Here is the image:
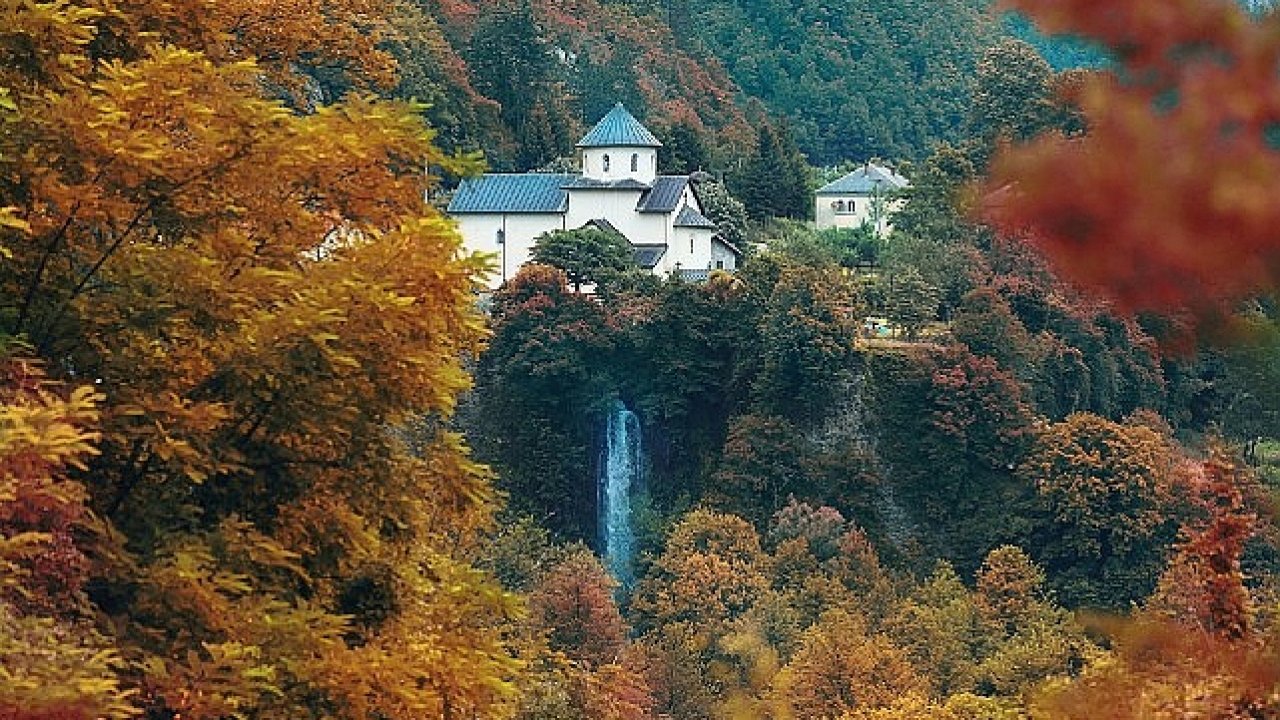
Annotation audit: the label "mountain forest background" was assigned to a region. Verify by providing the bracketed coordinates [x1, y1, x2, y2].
[398, 0, 1081, 170]
[4, 0, 1280, 718]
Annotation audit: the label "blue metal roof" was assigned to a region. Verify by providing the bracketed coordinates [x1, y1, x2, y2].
[447, 173, 574, 213]
[674, 205, 717, 229]
[577, 103, 663, 148]
[633, 244, 667, 269]
[636, 176, 689, 213]
[815, 163, 909, 195]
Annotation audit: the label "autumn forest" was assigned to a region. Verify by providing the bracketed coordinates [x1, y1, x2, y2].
[4, 0, 1280, 719]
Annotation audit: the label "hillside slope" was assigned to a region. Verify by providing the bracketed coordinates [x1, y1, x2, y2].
[397, 0, 1001, 168]
[671, 0, 998, 163]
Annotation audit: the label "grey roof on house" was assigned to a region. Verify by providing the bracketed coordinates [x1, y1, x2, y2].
[636, 176, 690, 213]
[577, 103, 663, 148]
[815, 163, 910, 195]
[674, 205, 717, 229]
[447, 173, 574, 213]
[562, 177, 652, 191]
[633, 244, 667, 269]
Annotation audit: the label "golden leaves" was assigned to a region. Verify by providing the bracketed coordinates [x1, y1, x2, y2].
[0, 383, 101, 473]
[0, 604, 137, 720]
[0, 359, 130, 717]
[0, 1, 514, 717]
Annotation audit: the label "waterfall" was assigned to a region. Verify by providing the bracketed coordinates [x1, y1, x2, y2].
[599, 400, 642, 588]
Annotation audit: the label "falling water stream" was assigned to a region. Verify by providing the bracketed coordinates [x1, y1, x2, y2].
[599, 400, 642, 588]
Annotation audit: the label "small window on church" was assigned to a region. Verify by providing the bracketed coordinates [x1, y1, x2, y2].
[631, 153, 639, 172]
[690, 237, 694, 254]
[716, 260, 724, 269]
[496, 229, 505, 245]
[603, 154, 611, 172]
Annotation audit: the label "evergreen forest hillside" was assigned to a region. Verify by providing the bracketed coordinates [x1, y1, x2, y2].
[4, 0, 1280, 719]
[398, 0, 1007, 168]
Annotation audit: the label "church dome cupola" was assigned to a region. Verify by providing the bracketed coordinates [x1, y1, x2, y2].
[578, 103, 662, 183]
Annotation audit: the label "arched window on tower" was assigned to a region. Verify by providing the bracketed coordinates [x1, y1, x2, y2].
[603, 154, 611, 172]
[631, 153, 639, 172]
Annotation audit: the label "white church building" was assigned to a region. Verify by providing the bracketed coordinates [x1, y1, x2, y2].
[448, 103, 741, 288]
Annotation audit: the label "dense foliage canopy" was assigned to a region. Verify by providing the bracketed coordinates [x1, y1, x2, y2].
[6, 0, 1280, 718]
[1, 1, 515, 716]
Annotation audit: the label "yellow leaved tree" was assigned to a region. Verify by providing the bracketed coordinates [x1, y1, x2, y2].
[1, 1, 516, 717]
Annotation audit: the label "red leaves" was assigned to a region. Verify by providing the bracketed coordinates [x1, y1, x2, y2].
[528, 550, 628, 668]
[1163, 450, 1256, 640]
[0, 359, 98, 617]
[928, 349, 1033, 466]
[985, 0, 1280, 316]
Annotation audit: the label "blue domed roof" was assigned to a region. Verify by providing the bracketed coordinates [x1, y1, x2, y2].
[577, 103, 663, 148]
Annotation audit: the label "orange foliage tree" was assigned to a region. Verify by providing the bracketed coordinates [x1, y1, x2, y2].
[517, 549, 654, 720]
[0, 1, 517, 717]
[1018, 413, 1186, 608]
[631, 509, 775, 718]
[985, 0, 1280, 714]
[528, 548, 629, 669]
[1034, 453, 1277, 718]
[771, 608, 927, 719]
[0, 358, 134, 720]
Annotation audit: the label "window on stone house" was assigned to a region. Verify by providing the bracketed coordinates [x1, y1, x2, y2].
[631, 153, 639, 172]
[603, 154, 611, 172]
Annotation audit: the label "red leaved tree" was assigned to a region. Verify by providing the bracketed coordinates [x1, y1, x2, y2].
[984, 0, 1280, 322]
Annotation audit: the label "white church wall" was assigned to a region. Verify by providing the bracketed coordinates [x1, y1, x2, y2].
[657, 226, 716, 275]
[564, 189, 660, 242]
[456, 213, 565, 289]
[682, 186, 703, 213]
[581, 147, 658, 184]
